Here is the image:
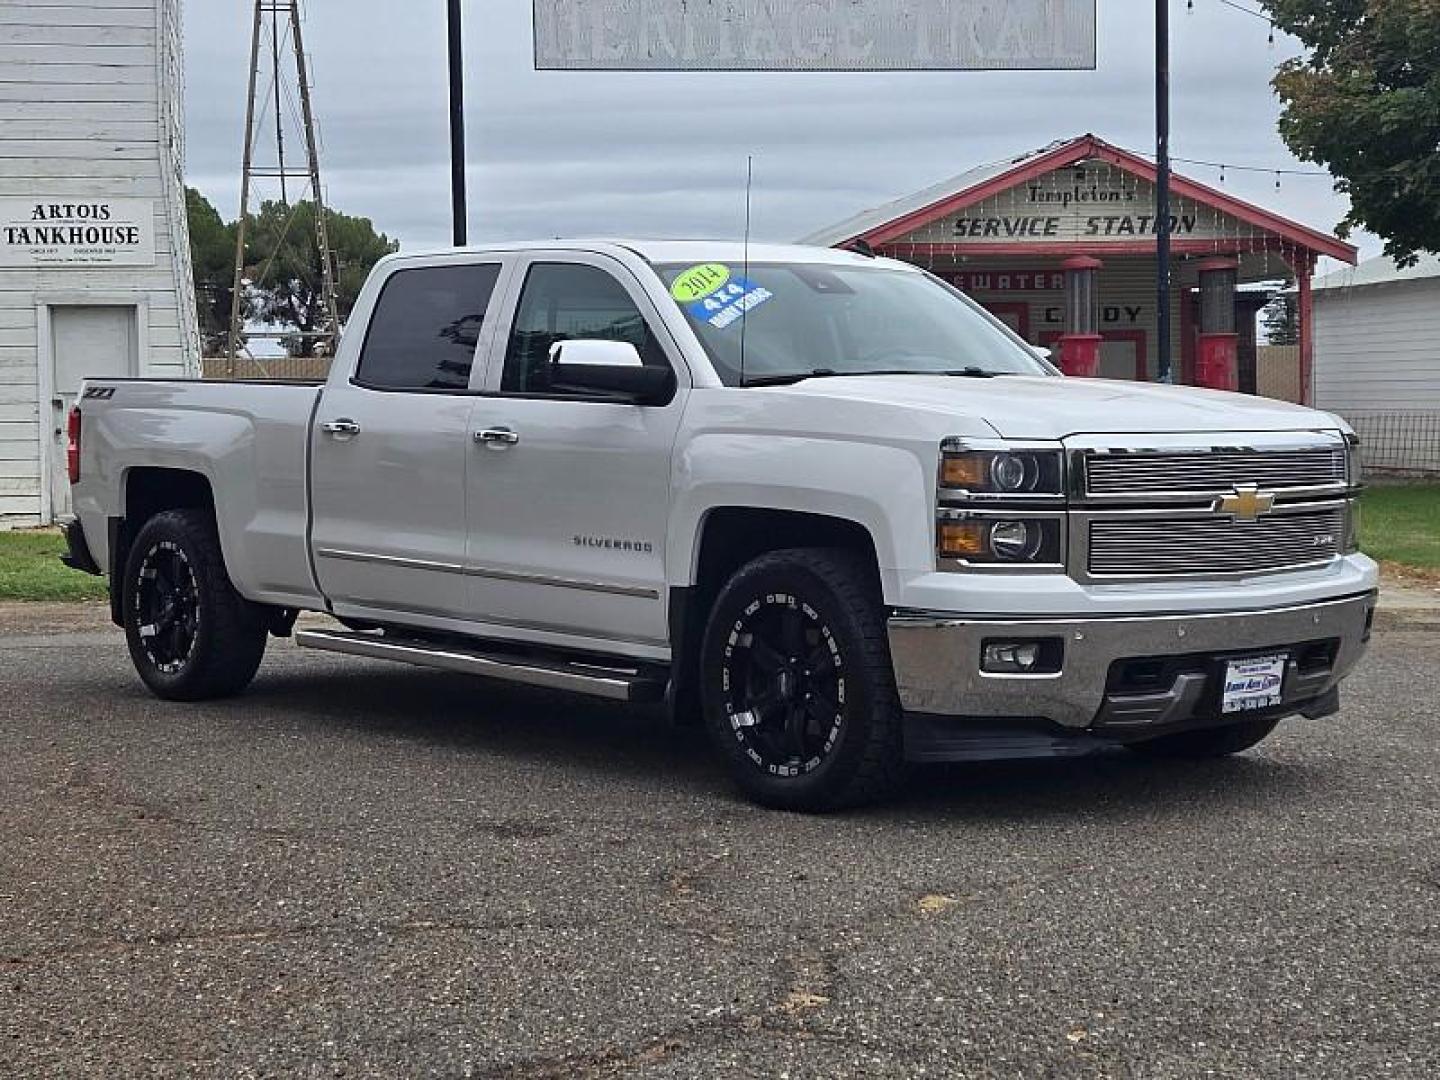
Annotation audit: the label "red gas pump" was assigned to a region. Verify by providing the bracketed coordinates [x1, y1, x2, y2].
[1194, 257, 1239, 391]
[1057, 256, 1102, 377]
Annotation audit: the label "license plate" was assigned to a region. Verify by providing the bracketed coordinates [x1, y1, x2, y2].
[1221, 654, 1287, 714]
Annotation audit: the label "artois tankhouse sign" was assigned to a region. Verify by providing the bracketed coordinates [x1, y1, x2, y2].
[0, 198, 157, 268]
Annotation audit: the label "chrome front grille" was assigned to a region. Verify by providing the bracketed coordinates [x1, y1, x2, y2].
[1084, 447, 1346, 497]
[1087, 507, 1346, 578]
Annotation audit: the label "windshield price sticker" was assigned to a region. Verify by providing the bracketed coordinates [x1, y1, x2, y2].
[671, 263, 731, 302]
[1221, 654, 1286, 714]
[672, 263, 773, 330]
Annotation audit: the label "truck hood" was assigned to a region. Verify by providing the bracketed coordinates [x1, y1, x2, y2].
[778, 375, 1340, 441]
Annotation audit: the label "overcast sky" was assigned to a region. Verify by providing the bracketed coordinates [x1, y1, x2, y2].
[181, 0, 1379, 272]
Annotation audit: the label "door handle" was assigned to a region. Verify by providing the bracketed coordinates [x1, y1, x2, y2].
[475, 427, 520, 448]
[321, 418, 361, 437]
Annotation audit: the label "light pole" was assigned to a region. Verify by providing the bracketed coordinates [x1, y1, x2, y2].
[447, 0, 467, 246]
[1155, 0, 1172, 382]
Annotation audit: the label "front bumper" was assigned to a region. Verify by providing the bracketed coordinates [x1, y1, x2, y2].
[888, 590, 1376, 742]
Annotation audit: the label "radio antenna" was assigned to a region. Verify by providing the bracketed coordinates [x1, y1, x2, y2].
[739, 155, 754, 386]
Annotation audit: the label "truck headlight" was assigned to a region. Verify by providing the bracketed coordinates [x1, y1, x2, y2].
[937, 515, 1064, 566]
[1345, 432, 1363, 488]
[940, 446, 1064, 495]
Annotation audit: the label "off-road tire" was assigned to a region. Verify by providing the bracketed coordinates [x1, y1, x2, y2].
[122, 509, 268, 701]
[1126, 715, 1282, 759]
[700, 548, 906, 811]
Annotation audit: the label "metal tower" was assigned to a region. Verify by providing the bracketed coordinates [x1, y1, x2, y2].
[227, 0, 341, 374]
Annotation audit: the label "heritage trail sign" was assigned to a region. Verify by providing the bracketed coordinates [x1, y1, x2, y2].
[535, 0, 1096, 72]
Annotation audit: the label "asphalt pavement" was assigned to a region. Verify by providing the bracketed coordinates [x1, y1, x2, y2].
[1, 605, 1436, 1078]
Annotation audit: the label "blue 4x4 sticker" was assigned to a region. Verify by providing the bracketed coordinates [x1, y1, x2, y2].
[670, 263, 773, 330]
[687, 276, 773, 330]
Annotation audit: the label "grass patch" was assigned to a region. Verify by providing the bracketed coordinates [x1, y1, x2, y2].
[1361, 483, 1440, 572]
[0, 530, 109, 602]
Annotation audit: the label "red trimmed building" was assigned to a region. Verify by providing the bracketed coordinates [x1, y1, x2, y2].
[802, 134, 1355, 404]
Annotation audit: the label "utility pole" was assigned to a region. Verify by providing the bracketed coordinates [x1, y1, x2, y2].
[1155, 0, 1173, 382]
[448, 0, 468, 246]
[227, 0, 341, 375]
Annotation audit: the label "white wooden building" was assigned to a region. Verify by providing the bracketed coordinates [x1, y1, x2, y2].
[0, 0, 200, 526]
[1313, 254, 1440, 473]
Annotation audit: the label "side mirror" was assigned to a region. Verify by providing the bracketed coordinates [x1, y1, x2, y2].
[1029, 345, 1053, 361]
[548, 339, 674, 404]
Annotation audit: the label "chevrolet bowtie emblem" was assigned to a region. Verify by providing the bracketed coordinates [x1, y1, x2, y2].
[1216, 484, 1276, 522]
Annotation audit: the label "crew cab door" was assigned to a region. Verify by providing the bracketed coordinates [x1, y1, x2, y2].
[309, 259, 506, 620]
[464, 254, 687, 651]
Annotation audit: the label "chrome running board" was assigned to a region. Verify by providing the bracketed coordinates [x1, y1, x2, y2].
[294, 628, 666, 703]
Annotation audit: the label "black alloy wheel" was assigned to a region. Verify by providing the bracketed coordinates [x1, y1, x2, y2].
[701, 548, 905, 811]
[122, 509, 269, 701]
[132, 539, 200, 674]
[720, 590, 847, 779]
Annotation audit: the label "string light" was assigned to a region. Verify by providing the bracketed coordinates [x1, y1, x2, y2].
[1166, 155, 1331, 179]
[1215, 0, 1273, 24]
[1210, 0, 1281, 49]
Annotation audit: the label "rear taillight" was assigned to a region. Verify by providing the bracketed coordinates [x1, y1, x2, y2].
[67, 406, 82, 483]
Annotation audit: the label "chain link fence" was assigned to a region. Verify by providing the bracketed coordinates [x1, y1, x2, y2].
[1340, 411, 1440, 477]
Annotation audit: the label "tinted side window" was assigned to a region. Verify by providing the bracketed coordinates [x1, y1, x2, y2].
[502, 263, 669, 395]
[355, 264, 500, 390]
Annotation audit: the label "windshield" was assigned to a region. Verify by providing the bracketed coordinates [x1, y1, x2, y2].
[655, 260, 1054, 386]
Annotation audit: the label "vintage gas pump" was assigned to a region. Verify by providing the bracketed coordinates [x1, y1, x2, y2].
[1195, 257, 1239, 391]
[1057, 256, 1102, 377]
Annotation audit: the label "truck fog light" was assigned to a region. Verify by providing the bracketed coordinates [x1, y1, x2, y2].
[981, 638, 1063, 675]
[984, 642, 1040, 672]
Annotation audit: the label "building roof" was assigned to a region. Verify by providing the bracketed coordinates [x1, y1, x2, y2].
[800, 133, 1357, 264]
[1312, 252, 1440, 292]
[799, 141, 1065, 248]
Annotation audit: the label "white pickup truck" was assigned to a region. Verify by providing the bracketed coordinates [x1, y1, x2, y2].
[63, 241, 1376, 810]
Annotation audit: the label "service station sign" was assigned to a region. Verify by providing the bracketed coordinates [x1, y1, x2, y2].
[535, 0, 1096, 71]
[0, 198, 157, 268]
[896, 164, 1240, 246]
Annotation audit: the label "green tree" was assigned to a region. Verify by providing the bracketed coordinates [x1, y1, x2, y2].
[185, 187, 240, 355]
[1260, 0, 1440, 266]
[242, 200, 398, 357]
[1261, 292, 1299, 346]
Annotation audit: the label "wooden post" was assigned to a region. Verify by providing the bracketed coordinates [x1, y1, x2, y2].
[1298, 259, 1314, 406]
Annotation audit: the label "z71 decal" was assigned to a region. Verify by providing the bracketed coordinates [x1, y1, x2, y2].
[82, 386, 116, 400]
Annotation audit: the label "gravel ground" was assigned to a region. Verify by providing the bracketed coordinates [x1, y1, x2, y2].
[1, 613, 1436, 1078]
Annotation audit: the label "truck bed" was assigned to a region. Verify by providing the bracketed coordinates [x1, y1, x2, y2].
[73, 377, 327, 610]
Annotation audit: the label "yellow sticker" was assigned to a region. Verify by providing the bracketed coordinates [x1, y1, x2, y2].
[670, 263, 731, 303]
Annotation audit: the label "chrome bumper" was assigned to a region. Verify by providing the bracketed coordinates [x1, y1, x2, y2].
[887, 591, 1376, 731]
